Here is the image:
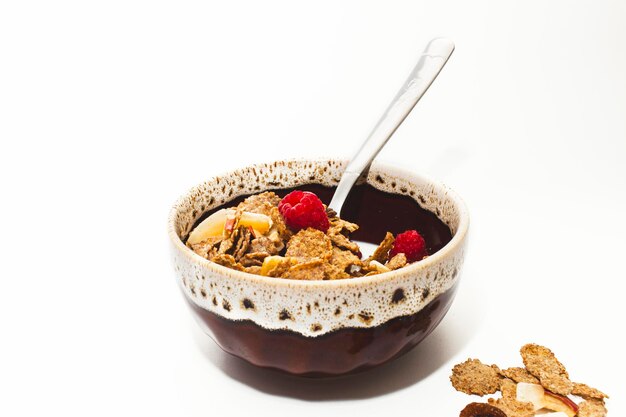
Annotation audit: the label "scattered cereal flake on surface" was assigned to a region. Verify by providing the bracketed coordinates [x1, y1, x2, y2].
[499, 378, 517, 399]
[520, 343, 572, 395]
[520, 343, 569, 377]
[285, 259, 326, 280]
[487, 380, 535, 417]
[450, 359, 502, 396]
[487, 397, 534, 417]
[367, 232, 395, 264]
[577, 399, 608, 417]
[539, 373, 574, 396]
[499, 367, 540, 384]
[285, 228, 333, 260]
[386, 253, 407, 270]
[572, 382, 609, 400]
[210, 254, 245, 271]
[459, 402, 508, 417]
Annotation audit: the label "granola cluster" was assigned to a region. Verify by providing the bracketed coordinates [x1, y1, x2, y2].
[450, 343, 609, 417]
[186, 191, 420, 279]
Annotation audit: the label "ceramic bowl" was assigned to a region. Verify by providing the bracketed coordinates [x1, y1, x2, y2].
[168, 159, 468, 377]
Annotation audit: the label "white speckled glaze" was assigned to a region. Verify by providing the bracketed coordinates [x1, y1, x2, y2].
[168, 159, 468, 337]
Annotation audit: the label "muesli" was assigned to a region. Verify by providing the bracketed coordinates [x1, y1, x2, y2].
[186, 190, 429, 279]
[450, 343, 609, 417]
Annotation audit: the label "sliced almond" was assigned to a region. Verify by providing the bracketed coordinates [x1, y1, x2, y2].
[369, 260, 390, 273]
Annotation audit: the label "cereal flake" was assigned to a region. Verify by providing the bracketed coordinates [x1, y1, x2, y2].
[249, 236, 280, 255]
[499, 367, 540, 384]
[239, 251, 269, 267]
[236, 191, 281, 215]
[386, 253, 407, 270]
[188, 236, 222, 259]
[367, 232, 395, 264]
[572, 382, 609, 400]
[577, 399, 608, 417]
[450, 359, 502, 396]
[285, 259, 326, 280]
[210, 254, 245, 271]
[520, 343, 572, 395]
[285, 228, 332, 260]
[330, 247, 362, 273]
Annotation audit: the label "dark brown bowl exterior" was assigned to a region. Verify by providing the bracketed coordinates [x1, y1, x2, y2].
[186, 283, 458, 377]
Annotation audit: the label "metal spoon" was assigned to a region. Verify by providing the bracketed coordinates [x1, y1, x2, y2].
[328, 38, 455, 215]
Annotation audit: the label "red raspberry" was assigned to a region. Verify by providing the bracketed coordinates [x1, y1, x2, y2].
[278, 190, 330, 232]
[389, 230, 427, 263]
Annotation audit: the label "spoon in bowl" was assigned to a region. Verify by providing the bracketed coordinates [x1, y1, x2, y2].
[328, 37, 455, 215]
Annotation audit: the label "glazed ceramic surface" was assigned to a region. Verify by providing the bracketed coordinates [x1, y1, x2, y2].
[168, 159, 469, 376]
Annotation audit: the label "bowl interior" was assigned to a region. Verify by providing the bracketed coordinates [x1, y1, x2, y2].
[172, 159, 464, 244]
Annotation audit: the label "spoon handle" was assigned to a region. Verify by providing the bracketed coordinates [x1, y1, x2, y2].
[328, 38, 454, 213]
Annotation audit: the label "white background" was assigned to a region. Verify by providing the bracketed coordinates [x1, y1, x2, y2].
[1, 1, 624, 416]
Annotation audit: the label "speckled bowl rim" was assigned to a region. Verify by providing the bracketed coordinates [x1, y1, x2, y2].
[167, 159, 469, 290]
